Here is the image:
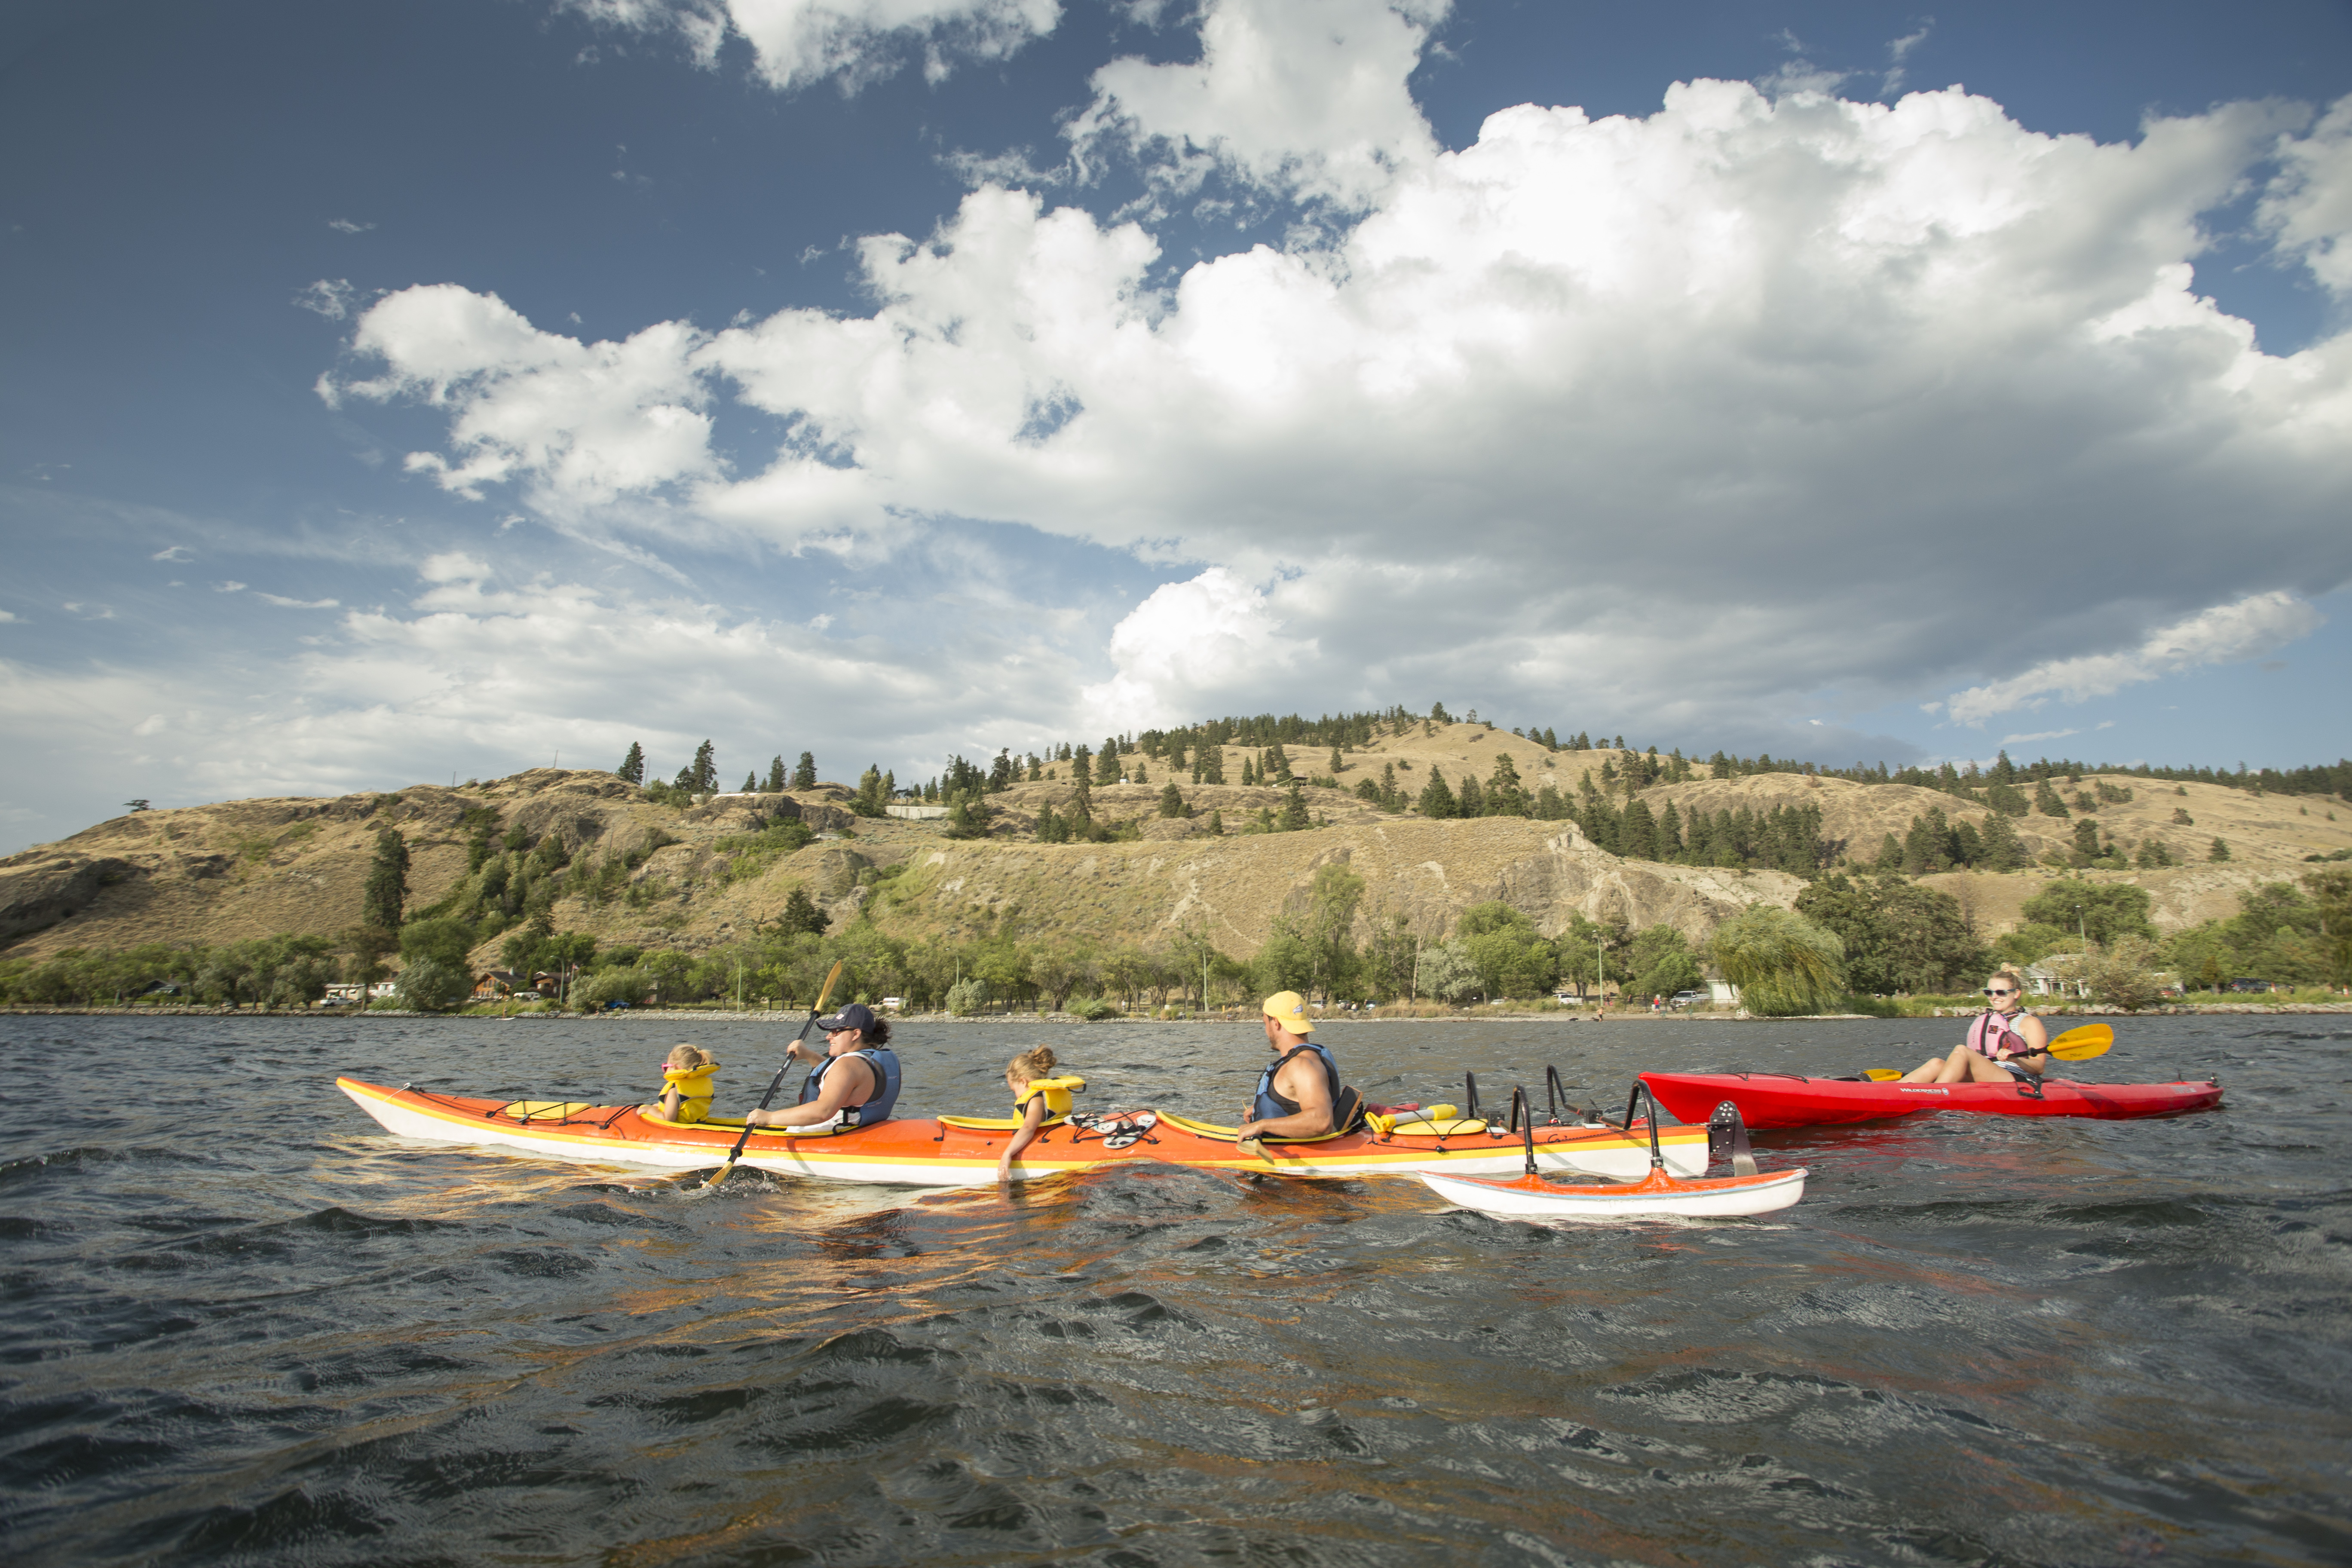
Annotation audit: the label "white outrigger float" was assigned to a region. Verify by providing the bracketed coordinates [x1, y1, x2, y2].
[1419, 1086, 1807, 1222]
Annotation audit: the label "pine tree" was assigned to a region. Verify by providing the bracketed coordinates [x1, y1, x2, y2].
[1457, 773, 1485, 818]
[1877, 831, 1904, 867]
[2209, 836, 2231, 861]
[1242, 757, 1257, 786]
[1279, 779, 1310, 831]
[1485, 752, 1527, 816]
[1381, 762, 1400, 809]
[1417, 768, 1458, 818]
[362, 827, 409, 931]
[780, 886, 827, 936]
[1159, 780, 1188, 818]
[741, 772, 758, 793]
[1206, 810, 1225, 836]
[1620, 798, 1657, 860]
[2034, 778, 2069, 817]
[1069, 767, 1093, 825]
[854, 765, 886, 817]
[1658, 800, 1684, 859]
[792, 752, 817, 789]
[1200, 746, 1225, 785]
[689, 740, 717, 795]
[616, 742, 646, 784]
[1328, 745, 1344, 776]
[1978, 809, 2027, 870]
[1265, 742, 1292, 781]
[765, 755, 786, 792]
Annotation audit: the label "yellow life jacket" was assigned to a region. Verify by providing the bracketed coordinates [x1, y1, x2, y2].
[1013, 1074, 1086, 1117]
[661, 1064, 720, 1123]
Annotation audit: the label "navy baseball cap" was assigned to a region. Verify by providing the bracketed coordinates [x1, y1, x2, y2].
[818, 1002, 876, 1033]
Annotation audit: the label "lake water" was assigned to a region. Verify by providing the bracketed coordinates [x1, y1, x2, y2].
[1, 1013, 2345, 1566]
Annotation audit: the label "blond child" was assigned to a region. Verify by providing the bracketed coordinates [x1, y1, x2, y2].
[998, 1045, 1084, 1181]
[656, 1044, 722, 1123]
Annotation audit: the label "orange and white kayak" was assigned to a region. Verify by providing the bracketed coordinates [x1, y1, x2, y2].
[334, 1077, 1711, 1186]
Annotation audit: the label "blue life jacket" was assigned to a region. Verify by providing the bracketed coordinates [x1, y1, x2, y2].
[800, 1045, 902, 1127]
[1253, 1041, 1341, 1124]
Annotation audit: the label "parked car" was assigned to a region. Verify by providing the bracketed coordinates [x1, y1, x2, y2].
[1552, 992, 1584, 1006]
[1669, 989, 1706, 1009]
[2227, 978, 2273, 993]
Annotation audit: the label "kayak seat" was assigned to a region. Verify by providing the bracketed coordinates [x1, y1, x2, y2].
[938, 1113, 1069, 1132]
[1379, 1118, 1489, 1138]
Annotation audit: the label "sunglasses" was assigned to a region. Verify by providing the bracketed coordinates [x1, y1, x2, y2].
[1984, 987, 2017, 997]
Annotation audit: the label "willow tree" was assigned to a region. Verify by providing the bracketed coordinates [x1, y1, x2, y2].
[1709, 905, 1846, 1016]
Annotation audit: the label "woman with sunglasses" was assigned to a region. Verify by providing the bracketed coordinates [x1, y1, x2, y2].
[1899, 968, 2051, 1084]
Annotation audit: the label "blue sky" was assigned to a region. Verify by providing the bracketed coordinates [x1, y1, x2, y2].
[3, 0, 2349, 851]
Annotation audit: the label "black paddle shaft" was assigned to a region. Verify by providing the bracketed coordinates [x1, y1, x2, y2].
[723, 1009, 823, 1164]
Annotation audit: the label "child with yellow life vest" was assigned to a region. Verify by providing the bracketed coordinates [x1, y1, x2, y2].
[655, 1044, 722, 1123]
[999, 1045, 1085, 1182]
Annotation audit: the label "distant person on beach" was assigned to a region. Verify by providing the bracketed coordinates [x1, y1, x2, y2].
[1900, 969, 2051, 1084]
[1236, 991, 1362, 1140]
[655, 1044, 720, 1123]
[747, 1003, 902, 1129]
[998, 1044, 1083, 1180]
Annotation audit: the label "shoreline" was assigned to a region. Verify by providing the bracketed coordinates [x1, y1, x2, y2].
[6, 1002, 2346, 1021]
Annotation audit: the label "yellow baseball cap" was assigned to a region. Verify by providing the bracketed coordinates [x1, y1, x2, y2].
[1262, 990, 1314, 1032]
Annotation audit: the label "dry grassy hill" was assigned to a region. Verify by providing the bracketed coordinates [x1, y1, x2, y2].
[3, 741, 2344, 971]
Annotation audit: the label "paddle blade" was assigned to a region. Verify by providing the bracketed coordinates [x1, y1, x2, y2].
[813, 959, 845, 1016]
[2044, 1023, 2113, 1061]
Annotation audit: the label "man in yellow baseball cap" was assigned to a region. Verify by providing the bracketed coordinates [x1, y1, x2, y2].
[1237, 991, 1360, 1141]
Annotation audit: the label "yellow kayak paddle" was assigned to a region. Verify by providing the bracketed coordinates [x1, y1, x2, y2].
[703, 959, 845, 1189]
[1862, 1023, 2113, 1081]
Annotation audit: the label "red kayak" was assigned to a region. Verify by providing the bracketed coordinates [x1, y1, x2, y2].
[1639, 1071, 2223, 1130]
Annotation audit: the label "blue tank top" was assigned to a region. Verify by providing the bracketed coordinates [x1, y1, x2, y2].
[800, 1045, 902, 1127]
[1253, 1041, 1340, 1122]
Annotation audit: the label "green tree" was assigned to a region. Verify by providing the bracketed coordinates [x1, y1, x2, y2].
[1620, 798, 1657, 860]
[1455, 901, 1558, 998]
[764, 755, 787, 792]
[2210, 836, 2232, 861]
[1709, 905, 1846, 1015]
[780, 885, 828, 937]
[1279, 779, 1311, 832]
[1485, 752, 1527, 816]
[1417, 768, 1458, 818]
[2071, 819, 2101, 860]
[1977, 809, 2027, 870]
[616, 742, 645, 784]
[1252, 922, 1316, 995]
[362, 827, 409, 931]
[2034, 778, 2069, 817]
[792, 752, 818, 789]
[853, 764, 888, 817]
[393, 957, 469, 1012]
[1095, 744, 1121, 785]
[1158, 780, 1189, 818]
[1302, 863, 1364, 1000]
[1363, 914, 1419, 1001]
[2020, 882, 2155, 947]
[1626, 924, 1703, 1001]
[690, 739, 718, 794]
[1797, 873, 1987, 994]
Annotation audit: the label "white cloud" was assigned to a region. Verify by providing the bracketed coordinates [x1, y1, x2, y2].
[294, 279, 357, 319]
[1945, 592, 2327, 726]
[1998, 728, 2079, 747]
[256, 593, 341, 609]
[566, 0, 1058, 92]
[330, 18, 2352, 745]
[1078, 567, 1307, 728]
[215, 581, 247, 593]
[2259, 95, 2352, 296]
[0, 610, 15, 623]
[150, 545, 193, 562]
[327, 218, 375, 234]
[1069, 0, 1445, 209]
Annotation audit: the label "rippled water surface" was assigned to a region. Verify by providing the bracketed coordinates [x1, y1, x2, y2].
[2, 1013, 2346, 1566]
